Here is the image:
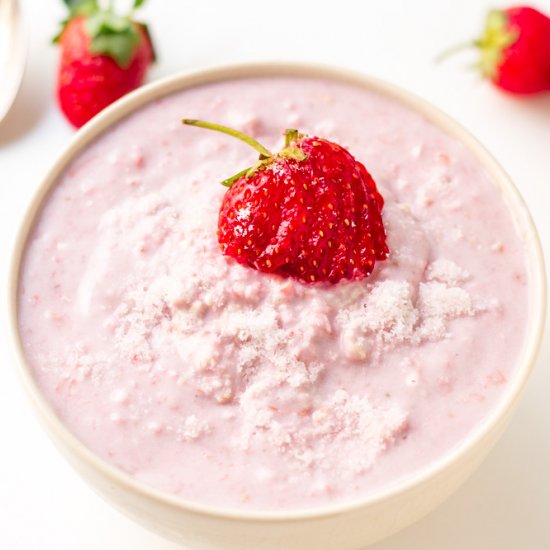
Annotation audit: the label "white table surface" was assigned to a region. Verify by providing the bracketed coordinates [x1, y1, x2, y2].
[1, 0, 549, 548]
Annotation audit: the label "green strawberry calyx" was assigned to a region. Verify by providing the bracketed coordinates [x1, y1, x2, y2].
[475, 9, 518, 79]
[53, 0, 154, 69]
[437, 9, 518, 79]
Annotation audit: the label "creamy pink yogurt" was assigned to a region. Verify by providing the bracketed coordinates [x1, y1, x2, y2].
[18, 76, 529, 510]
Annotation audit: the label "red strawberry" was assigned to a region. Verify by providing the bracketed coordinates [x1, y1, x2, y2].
[54, 0, 155, 128]
[443, 6, 550, 94]
[182, 120, 389, 284]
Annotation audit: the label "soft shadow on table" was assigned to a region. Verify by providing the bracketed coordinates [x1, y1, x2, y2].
[0, 60, 49, 146]
[368, 336, 550, 550]
[498, 91, 550, 125]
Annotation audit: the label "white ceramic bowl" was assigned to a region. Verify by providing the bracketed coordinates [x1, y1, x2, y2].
[8, 63, 546, 550]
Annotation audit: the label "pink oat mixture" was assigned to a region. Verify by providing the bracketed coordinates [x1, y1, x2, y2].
[18, 77, 529, 510]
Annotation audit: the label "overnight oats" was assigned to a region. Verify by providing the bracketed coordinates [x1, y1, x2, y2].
[18, 76, 530, 511]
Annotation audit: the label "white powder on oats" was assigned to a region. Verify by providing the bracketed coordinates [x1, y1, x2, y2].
[426, 259, 469, 285]
[53, 187, 491, 475]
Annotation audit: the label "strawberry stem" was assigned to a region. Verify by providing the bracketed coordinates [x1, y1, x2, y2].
[182, 119, 272, 159]
[435, 41, 477, 63]
[285, 129, 299, 146]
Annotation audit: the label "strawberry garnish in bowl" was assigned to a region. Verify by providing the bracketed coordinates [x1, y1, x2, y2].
[182, 119, 389, 284]
[54, 0, 155, 128]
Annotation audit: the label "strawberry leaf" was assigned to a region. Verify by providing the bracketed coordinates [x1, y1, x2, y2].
[476, 9, 518, 78]
[133, 0, 146, 9]
[86, 11, 139, 68]
[63, 0, 98, 16]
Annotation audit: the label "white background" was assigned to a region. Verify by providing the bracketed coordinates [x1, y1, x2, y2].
[1, 0, 550, 548]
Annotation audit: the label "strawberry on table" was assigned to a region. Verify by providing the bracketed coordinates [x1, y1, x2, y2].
[182, 120, 389, 284]
[442, 6, 550, 94]
[54, 0, 155, 128]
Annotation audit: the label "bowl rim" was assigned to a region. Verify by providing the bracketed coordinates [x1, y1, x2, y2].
[8, 61, 547, 523]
